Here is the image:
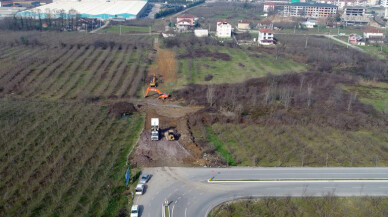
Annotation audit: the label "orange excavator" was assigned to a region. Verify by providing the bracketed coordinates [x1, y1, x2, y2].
[145, 87, 170, 99]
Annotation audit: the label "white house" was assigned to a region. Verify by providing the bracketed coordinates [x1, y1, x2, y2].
[258, 28, 274, 45]
[216, 20, 232, 38]
[302, 19, 316, 28]
[194, 29, 208, 37]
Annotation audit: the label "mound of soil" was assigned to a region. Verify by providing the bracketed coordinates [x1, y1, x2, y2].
[108, 102, 136, 117]
[131, 131, 192, 167]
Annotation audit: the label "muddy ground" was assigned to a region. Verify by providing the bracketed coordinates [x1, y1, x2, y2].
[131, 98, 204, 167]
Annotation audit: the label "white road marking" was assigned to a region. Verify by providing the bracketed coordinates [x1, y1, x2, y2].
[171, 204, 175, 217]
[185, 207, 187, 217]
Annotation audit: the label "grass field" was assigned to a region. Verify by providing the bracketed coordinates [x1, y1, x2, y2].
[168, 46, 306, 90]
[278, 27, 364, 36]
[101, 25, 150, 33]
[205, 123, 388, 167]
[0, 38, 150, 100]
[209, 196, 388, 217]
[0, 98, 144, 217]
[345, 82, 388, 113]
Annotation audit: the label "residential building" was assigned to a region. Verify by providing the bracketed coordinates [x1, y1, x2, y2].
[216, 20, 232, 38]
[176, 14, 196, 31]
[382, 0, 388, 7]
[258, 20, 274, 30]
[194, 29, 208, 37]
[348, 33, 365, 45]
[302, 19, 316, 28]
[318, 0, 367, 9]
[283, 2, 338, 18]
[258, 28, 274, 45]
[263, 1, 288, 12]
[237, 20, 250, 30]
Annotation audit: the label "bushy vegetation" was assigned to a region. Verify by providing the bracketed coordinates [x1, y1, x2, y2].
[0, 98, 144, 217]
[186, 2, 263, 28]
[0, 31, 151, 100]
[175, 72, 388, 166]
[275, 35, 388, 80]
[209, 196, 388, 217]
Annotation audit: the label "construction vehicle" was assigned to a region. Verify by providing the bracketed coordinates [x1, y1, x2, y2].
[145, 87, 170, 99]
[150, 74, 157, 87]
[164, 129, 175, 141]
[151, 118, 159, 141]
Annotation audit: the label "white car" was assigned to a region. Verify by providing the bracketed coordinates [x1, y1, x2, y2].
[135, 184, 145, 195]
[131, 205, 139, 217]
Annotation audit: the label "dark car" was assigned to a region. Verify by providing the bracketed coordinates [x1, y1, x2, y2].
[140, 174, 151, 184]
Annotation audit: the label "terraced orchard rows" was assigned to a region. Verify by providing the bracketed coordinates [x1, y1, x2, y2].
[0, 31, 151, 100]
[0, 98, 144, 217]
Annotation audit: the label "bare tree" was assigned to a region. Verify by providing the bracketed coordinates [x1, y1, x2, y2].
[307, 83, 313, 108]
[207, 84, 215, 107]
[347, 92, 357, 112]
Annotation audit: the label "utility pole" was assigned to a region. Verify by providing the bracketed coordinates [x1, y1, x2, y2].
[294, 25, 296, 34]
[149, 26, 151, 36]
[337, 26, 339, 35]
[305, 35, 308, 48]
[347, 37, 349, 49]
[120, 24, 122, 35]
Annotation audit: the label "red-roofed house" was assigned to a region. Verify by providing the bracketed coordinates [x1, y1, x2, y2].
[176, 14, 196, 31]
[258, 28, 274, 45]
[216, 20, 232, 38]
[364, 29, 385, 44]
[363, 28, 384, 39]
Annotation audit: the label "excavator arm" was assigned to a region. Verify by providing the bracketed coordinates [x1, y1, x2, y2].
[145, 87, 169, 99]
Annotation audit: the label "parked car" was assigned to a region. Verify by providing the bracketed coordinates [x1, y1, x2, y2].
[131, 205, 139, 217]
[135, 184, 145, 195]
[140, 174, 151, 184]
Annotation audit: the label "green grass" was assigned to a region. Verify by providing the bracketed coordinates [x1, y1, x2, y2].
[277, 26, 364, 36]
[345, 83, 388, 113]
[359, 45, 388, 59]
[205, 126, 236, 166]
[102, 25, 150, 33]
[172, 46, 306, 89]
[208, 197, 388, 217]
[208, 123, 388, 167]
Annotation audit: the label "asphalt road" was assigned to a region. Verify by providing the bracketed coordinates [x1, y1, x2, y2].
[135, 167, 388, 217]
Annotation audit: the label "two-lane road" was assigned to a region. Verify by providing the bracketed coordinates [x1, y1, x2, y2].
[135, 167, 388, 217]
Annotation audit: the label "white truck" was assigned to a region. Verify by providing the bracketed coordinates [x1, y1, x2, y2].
[151, 118, 159, 141]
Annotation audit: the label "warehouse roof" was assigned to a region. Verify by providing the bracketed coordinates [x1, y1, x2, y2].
[18, 0, 147, 19]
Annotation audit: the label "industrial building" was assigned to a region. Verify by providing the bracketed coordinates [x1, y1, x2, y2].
[17, 0, 148, 20]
